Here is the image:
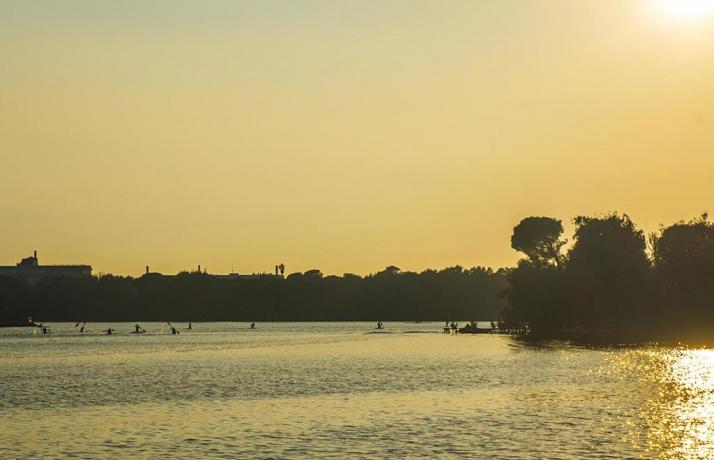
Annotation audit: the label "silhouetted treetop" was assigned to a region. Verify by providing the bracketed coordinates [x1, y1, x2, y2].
[511, 216, 566, 267]
[566, 213, 651, 326]
[569, 213, 648, 273]
[303, 269, 324, 279]
[652, 213, 713, 269]
[375, 266, 401, 277]
[651, 213, 714, 328]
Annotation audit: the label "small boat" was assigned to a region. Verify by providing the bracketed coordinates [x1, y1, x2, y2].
[458, 325, 493, 334]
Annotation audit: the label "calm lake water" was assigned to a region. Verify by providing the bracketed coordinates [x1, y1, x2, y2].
[1, 322, 713, 459]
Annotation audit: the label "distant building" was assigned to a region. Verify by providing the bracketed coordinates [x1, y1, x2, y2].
[212, 272, 283, 280]
[212, 263, 286, 280]
[140, 264, 285, 280]
[0, 251, 92, 285]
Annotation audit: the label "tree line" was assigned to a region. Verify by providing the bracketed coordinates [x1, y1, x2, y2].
[0, 265, 508, 323]
[2, 212, 712, 337]
[503, 213, 714, 340]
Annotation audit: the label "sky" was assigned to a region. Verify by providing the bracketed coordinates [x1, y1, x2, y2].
[1, 0, 713, 276]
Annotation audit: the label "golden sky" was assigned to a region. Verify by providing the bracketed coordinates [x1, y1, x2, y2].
[1, 0, 713, 276]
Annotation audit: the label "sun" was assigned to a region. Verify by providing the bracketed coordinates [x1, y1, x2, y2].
[655, 0, 714, 20]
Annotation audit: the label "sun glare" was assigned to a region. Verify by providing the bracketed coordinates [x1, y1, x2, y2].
[656, 0, 714, 20]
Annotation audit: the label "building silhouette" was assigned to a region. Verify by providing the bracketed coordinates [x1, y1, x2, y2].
[141, 263, 286, 280]
[0, 251, 92, 285]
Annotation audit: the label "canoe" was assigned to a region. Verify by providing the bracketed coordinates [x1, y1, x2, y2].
[457, 327, 493, 334]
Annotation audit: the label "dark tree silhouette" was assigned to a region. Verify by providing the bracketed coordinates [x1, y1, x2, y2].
[652, 213, 714, 331]
[507, 213, 661, 337]
[511, 217, 567, 267]
[506, 260, 565, 333]
[507, 212, 714, 339]
[0, 266, 508, 324]
[566, 213, 651, 329]
[506, 216, 567, 334]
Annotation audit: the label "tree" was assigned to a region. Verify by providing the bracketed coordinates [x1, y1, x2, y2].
[375, 266, 401, 277]
[653, 213, 713, 268]
[506, 259, 565, 333]
[652, 213, 714, 327]
[566, 213, 651, 328]
[511, 217, 567, 267]
[505, 216, 568, 333]
[303, 269, 324, 279]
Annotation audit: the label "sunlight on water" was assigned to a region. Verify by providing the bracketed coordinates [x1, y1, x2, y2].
[648, 348, 714, 459]
[606, 347, 714, 459]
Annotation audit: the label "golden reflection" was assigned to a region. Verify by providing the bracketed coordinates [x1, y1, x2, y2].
[615, 348, 714, 459]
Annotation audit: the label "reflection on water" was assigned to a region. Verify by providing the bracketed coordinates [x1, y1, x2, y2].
[1, 322, 714, 458]
[609, 348, 714, 459]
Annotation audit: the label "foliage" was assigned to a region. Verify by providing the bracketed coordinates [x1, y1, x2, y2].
[0, 266, 508, 323]
[566, 213, 651, 327]
[511, 217, 567, 267]
[652, 213, 714, 327]
[506, 260, 565, 333]
[507, 212, 714, 337]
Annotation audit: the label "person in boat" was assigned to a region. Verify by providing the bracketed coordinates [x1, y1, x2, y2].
[80, 322, 86, 333]
[490, 321, 496, 331]
[376, 322, 383, 329]
[188, 322, 192, 330]
[134, 324, 145, 334]
[103, 328, 115, 335]
[42, 326, 49, 334]
[171, 326, 179, 335]
[250, 323, 256, 329]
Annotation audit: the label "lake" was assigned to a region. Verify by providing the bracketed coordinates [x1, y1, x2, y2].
[1, 322, 712, 459]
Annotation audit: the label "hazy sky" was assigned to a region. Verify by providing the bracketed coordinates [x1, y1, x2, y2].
[1, 0, 713, 276]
